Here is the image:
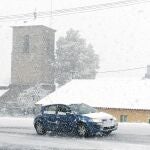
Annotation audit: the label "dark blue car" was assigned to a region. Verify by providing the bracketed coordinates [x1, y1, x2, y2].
[34, 103, 118, 137]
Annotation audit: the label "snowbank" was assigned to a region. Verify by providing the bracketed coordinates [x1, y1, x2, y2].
[0, 117, 33, 128]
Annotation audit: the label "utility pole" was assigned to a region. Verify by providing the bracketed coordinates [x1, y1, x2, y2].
[33, 8, 37, 20]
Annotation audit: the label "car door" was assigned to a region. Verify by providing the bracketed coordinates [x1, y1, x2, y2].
[56, 105, 76, 133]
[42, 105, 58, 131]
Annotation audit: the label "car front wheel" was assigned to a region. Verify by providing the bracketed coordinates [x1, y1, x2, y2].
[35, 122, 46, 135]
[77, 123, 89, 137]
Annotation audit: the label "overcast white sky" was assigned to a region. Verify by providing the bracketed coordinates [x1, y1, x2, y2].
[0, 0, 150, 84]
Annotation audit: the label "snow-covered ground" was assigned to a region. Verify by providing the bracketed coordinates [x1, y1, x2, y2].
[117, 122, 150, 135]
[0, 117, 33, 128]
[0, 117, 150, 150]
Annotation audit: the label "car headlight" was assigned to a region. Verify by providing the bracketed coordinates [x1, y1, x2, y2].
[92, 118, 102, 123]
[113, 117, 117, 121]
[89, 118, 102, 123]
[112, 117, 118, 125]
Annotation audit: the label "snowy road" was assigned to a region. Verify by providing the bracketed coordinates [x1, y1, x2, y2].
[0, 117, 150, 150]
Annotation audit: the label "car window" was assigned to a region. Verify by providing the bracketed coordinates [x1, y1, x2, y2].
[57, 105, 71, 115]
[43, 105, 57, 115]
[69, 103, 97, 114]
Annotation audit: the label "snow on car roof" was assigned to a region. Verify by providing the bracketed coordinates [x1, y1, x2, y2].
[36, 77, 150, 110]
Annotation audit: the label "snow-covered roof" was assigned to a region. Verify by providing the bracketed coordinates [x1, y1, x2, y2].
[36, 78, 150, 110]
[0, 90, 8, 97]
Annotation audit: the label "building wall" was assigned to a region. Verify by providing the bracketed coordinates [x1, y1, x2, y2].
[11, 25, 55, 86]
[97, 107, 150, 123]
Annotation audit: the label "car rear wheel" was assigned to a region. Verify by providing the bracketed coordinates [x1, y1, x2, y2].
[77, 123, 89, 137]
[35, 122, 46, 135]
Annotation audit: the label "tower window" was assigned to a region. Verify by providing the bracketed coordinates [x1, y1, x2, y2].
[23, 35, 30, 53]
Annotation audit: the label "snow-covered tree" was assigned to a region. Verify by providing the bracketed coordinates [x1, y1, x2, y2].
[55, 29, 99, 86]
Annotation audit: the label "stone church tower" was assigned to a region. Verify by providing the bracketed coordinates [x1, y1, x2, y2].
[0, 25, 56, 115]
[11, 25, 55, 88]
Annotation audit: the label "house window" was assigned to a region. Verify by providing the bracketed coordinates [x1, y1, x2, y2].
[23, 35, 30, 53]
[120, 115, 128, 122]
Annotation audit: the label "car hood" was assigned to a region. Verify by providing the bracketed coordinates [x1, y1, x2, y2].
[82, 112, 113, 120]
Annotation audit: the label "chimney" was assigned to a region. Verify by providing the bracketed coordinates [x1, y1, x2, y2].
[145, 65, 150, 79]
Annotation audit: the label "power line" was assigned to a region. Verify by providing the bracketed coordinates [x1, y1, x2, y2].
[97, 66, 146, 74]
[42, 0, 150, 17]
[0, 0, 149, 23]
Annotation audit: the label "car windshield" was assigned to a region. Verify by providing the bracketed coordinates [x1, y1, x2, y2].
[69, 103, 97, 114]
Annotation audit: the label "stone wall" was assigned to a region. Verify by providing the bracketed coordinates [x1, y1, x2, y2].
[11, 25, 55, 86]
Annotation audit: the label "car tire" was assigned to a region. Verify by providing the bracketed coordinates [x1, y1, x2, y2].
[77, 123, 89, 137]
[35, 122, 46, 135]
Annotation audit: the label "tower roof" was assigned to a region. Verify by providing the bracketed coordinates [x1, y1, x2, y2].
[12, 25, 56, 32]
